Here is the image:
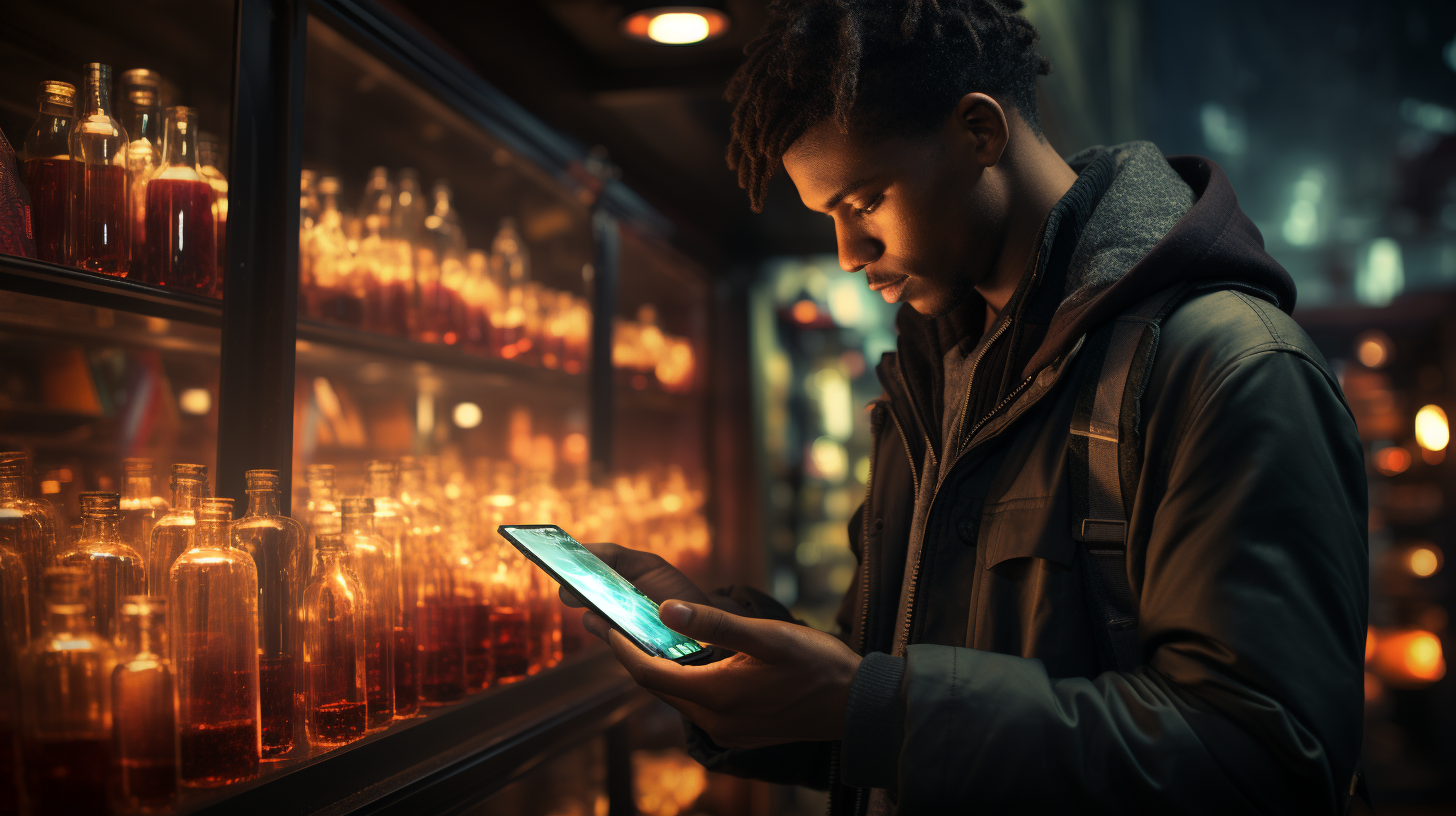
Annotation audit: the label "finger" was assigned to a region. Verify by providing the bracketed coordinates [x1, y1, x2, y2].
[658, 600, 789, 660]
[558, 586, 585, 608]
[607, 628, 682, 689]
[607, 629, 742, 704]
[581, 610, 610, 640]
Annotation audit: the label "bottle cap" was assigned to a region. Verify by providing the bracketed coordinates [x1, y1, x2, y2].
[79, 491, 121, 517]
[366, 460, 397, 475]
[120, 69, 160, 90]
[341, 497, 374, 516]
[315, 533, 347, 552]
[37, 81, 76, 107]
[0, 452, 26, 481]
[123, 457, 154, 475]
[306, 463, 334, 481]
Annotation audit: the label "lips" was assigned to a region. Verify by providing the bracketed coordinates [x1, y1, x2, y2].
[867, 273, 910, 303]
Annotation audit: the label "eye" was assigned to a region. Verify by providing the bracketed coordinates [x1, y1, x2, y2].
[852, 193, 884, 217]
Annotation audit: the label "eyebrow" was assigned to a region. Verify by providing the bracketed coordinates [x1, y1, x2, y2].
[820, 176, 876, 211]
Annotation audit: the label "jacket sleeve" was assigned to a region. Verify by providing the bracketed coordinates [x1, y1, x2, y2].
[853, 347, 1368, 814]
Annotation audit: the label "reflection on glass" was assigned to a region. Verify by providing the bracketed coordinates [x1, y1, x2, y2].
[339, 498, 395, 730]
[301, 535, 366, 748]
[111, 595, 177, 813]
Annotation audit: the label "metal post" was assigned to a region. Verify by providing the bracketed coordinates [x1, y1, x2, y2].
[216, 0, 307, 511]
[589, 209, 620, 481]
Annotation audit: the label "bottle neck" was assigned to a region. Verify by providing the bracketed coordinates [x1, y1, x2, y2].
[308, 479, 335, 501]
[80, 514, 119, 542]
[0, 477, 24, 501]
[161, 122, 199, 169]
[195, 519, 231, 549]
[127, 105, 159, 143]
[246, 489, 281, 517]
[313, 549, 347, 579]
[121, 613, 166, 659]
[172, 480, 204, 511]
[122, 474, 153, 501]
[367, 475, 397, 499]
[341, 513, 374, 536]
[45, 605, 95, 637]
[81, 78, 111, 117]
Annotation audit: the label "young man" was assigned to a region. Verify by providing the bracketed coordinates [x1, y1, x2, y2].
[565, 1, 1368, 813]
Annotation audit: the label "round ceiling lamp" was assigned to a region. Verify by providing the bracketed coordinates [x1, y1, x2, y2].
[622, 4, 730, 45]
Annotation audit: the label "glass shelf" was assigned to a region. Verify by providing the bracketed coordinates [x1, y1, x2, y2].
[0, 255, 223, 326]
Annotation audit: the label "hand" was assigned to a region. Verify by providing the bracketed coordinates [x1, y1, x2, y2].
[557, 541, 712, 611]
[606, 599, 863, 748]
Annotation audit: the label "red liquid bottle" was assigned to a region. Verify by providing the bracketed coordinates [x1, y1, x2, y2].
[57, 491, 144, 640]
[144, 107, 216, 293]
[119, 69, 162, 271]
[488, 549, 533, 684]
[68, 63, 131, 277]
[111, 595, 177, 814]
[400, 461, 463, 707]
[20, 567, 116, 815]
[302, 535, 367, 748]
[172, 498, 261, 788]
[231, 470, 304, 759]
[21, 81, 75, 264]
[460, 550, 492, 691]
[197, 132, 228, 295]
[340, 498, 395, 730]
[366, 461, 418, 717]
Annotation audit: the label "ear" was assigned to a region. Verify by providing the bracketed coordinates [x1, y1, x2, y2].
[953, 93, 1010, 168]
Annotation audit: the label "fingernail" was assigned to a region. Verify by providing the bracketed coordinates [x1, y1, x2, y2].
[661, 600, 693, 628]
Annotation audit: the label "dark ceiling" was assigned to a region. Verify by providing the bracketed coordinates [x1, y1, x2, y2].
[388, 0, 836, 264]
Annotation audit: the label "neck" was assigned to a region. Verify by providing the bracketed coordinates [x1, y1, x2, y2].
[172, 481, 204, 511]
[974, 131, 1079, 328]
[0, 478, 23, 501]
[342, 514, 373, 536]
[247, 489, 280, 517]
[80, 514, 118, 542]
[122, 474, 153, 500]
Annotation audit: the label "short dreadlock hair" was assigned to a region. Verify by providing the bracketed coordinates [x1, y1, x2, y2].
[726, 0, 1052, 212]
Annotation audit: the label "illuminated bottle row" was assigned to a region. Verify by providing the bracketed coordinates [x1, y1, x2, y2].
[18, 65, 228, 294]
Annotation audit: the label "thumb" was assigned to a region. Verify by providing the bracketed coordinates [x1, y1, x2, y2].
[659, 600, 785, 659]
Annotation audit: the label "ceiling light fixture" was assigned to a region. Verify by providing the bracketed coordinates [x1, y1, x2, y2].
[622, 4, 730, 45]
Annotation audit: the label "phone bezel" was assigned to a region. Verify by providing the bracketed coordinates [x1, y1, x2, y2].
[496, 524, 713, 665]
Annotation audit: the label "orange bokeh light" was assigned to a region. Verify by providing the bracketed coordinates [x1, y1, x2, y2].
[1373, 445, 1411, 476]
[791, 299, 819, 324]
[1366, 627, 1377, 663]
[1371, 628, 1446, 687]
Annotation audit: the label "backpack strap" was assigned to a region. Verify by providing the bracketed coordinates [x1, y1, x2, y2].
[1068, 283, 1192, 673]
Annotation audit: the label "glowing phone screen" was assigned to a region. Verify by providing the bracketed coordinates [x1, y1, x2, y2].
[498, 525, 705, 660]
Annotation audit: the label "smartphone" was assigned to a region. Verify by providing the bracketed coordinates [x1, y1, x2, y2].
[497, 524, 713, 664]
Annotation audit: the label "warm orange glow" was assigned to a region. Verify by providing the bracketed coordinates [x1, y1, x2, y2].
[1363, 672, 1382, 703]
[1415, 404, 1449, 451]
[1366, 627, 1377, 663]
[561, 432, 589, 466]
[1422, 447, 1445, 465]
[1372, 628, 1447, 687]
[622, 7, 730, 45]
[1373, 445, 1411, 476]
[1408, 545, 1442, 577]
[1354, 330, 1392, 368]
[791, 299, 819, 324]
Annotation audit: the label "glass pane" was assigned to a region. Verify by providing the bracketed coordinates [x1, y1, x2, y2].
[0, 0, 235, 295]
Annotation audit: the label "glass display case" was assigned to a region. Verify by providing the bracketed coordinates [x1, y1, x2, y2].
[0, 0, 743, 812]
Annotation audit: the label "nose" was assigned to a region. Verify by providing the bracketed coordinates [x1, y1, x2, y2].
[836, 218, 883, 274]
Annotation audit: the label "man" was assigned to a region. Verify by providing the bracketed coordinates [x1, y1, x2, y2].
[564, 1, 1368, 813]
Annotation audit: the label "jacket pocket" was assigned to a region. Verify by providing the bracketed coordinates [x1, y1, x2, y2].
[980, 493, 1076, 568]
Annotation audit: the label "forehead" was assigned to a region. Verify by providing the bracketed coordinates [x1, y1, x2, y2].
[781, 118, 920, 210]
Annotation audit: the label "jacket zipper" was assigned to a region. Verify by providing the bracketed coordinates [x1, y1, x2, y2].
[857, 406, 883, 654]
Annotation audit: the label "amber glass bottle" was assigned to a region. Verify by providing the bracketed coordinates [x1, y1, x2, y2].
[0, 524, 28, 815]
[0, 451, 58, 640]
[196, 132, 228, 292]
[148, 463, 208, 596]
[487, 545, 533, 684]
[231, 470, 303, 759]
[111, 595, 177, 814]
[366, 460, 417, 717]
[21, 567, 115, 814]
[58, 491, 144, 639]
[119, 457, 169, 559]
[401, 461, 463, 706]
[340, 497, 395, 730]
[303, 463, 340, 546]
[119, 69, 161, 269]
[302, 534, 367, 748]
[68, 63, 130, 277]
[172, 497, 261, 787]
[21, 80, 75, 264]
[143, 107, 216, 293]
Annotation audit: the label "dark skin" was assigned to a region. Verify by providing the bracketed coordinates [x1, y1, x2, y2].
[564, 94, 1078, 748]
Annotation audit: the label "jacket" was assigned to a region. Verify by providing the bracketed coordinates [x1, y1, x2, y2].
[691, 145, 1369, 815]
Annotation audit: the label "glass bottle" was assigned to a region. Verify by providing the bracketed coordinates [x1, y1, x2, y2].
[197, 132, 228, 292]
[400, 460, 463, 705]
[68, 63, 131, 277]
[423, 180, 467, 344]
[231, 470, 304, 759]
[359, 168, 396, 334]
[392, 168, 426, 246]
[487, 547, 533, 684]
[143, 107, 216, 293]
[0, 451, 57, 640]
[111, 595, 176, 814]
[147, 464, 208, 596]
[302, 534, 367, 748]
[459, 545, 493, 692]
[308, 176, 358, 324]
[171, 497, 261, 788]
[366, 460, 417, 717]
[21, 80, 76, 264]
[119, 69, 162, 269]
[518, 469, 565, 672]
[21, 567, 115, 814]
[0, 524, 27, 815]
[304, 463, 341, 546]
[58, 491, 144, 639]
[119, 457, 169, 557]
[339, 498, 395, 730]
